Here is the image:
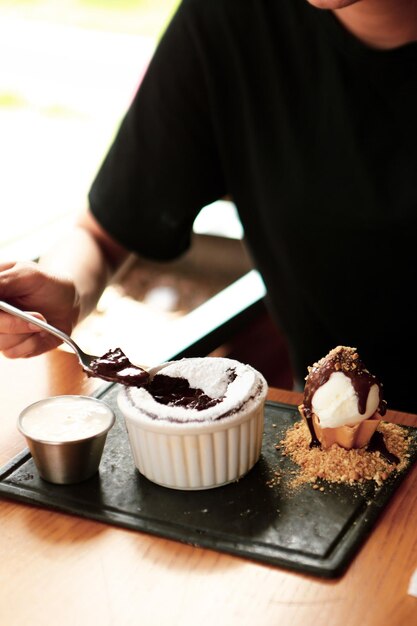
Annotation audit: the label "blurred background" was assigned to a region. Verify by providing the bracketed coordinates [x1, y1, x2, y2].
[0, 0, 179, 258]
[0, 0, 291, 388]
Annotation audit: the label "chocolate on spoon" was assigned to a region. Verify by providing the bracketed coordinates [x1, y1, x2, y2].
[0, 302, 149, 388]
[86, 348, 150, 387]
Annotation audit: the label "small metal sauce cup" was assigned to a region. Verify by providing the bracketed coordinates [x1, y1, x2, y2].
[18, 395, 115, 485]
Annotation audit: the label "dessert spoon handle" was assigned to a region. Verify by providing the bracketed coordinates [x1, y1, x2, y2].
[0, 300, 95, 367]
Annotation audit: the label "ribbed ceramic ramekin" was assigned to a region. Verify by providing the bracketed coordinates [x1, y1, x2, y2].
[117, 361, 268, 490]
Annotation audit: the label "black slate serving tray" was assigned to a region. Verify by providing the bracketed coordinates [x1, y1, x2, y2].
[0, 383, 416, 578]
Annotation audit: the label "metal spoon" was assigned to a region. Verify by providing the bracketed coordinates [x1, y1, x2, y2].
[0, 300, 98, 371]
[0, 300, 149, 386]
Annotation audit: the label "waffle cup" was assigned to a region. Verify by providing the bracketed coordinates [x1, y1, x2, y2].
[298, 404, 380, 450]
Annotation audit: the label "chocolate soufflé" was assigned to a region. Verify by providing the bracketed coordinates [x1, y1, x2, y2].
[117, 357, 268, 490]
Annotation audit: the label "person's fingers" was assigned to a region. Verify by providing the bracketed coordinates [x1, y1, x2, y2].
[0, 311, 46, 335]
[0, 261, 17, 272]
[0, 263, 22, 295]
[0, 333, 35, 351]
[1, 333, 47, 359]
[0, 261, 78, 356]
[0, 261, 43, 300]
[0, 308, 51, 357]
[1, 330, 60, 359]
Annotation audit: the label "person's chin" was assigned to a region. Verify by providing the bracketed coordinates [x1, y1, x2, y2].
[306, 0, 361, 9]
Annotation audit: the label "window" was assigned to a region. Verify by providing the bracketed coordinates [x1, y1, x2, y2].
[0, 1, 263, 366]
[0, 0, 178, 259]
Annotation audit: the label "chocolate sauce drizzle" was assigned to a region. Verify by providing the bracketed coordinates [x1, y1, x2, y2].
[304, 414, 321, 448]
[87, 348, 150, 387]
[301, 346, 387, 450]
[366, 430, 400, 465]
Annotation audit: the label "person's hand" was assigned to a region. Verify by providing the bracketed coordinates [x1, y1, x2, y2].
[0, 261, 80, 358]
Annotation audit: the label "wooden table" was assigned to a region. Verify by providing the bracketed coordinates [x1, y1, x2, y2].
[0, 350, 416, 626]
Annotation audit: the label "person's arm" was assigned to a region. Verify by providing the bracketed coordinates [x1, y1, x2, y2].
[40, 208, 128, 322]
[0, 209, 128, 358]
[0, 1, 224, 359]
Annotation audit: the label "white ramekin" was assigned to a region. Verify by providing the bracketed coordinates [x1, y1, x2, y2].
[117, 360, 268, 490]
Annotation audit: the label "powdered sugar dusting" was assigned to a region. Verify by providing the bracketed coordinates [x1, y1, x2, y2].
[158, 359, 245, 398]
[125, 357, 266, 423]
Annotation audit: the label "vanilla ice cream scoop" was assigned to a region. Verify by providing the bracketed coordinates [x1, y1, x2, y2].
[299, 346, 387, 449]
[311, 371, 380, 428]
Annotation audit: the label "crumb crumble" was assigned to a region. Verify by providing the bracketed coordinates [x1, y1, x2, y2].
[276, 420, 411, 490]
[307, 345, 361, 377]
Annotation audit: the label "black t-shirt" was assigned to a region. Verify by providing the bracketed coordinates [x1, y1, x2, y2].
[89, 0, 417, 412]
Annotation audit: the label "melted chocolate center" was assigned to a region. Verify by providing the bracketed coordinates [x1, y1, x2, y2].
[87, 348, 149, 387]
[147, 369, 237, 410]
[147, 374, 220, 410]
[86, 349, 239, 411]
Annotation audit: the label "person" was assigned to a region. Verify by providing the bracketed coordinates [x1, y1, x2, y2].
[0, 0, 416, 411]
